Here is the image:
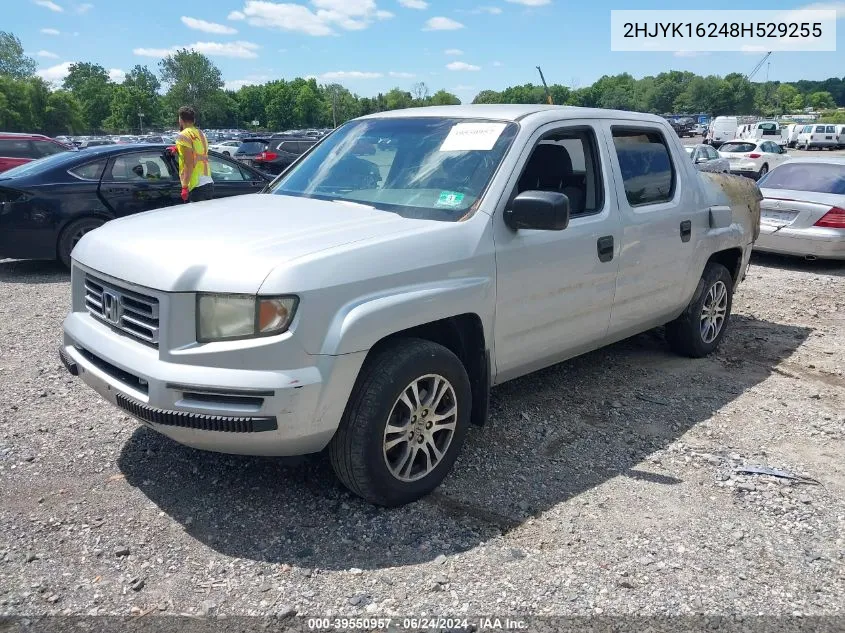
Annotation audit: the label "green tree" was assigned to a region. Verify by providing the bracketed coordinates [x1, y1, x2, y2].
[808, 91, 835, 110]
[775, 84, 799, 113]
[0, 31, 36, 79]
[265, 80, 295, 130]
[294, 81, 320, 126]
[385, 87, 412, 110]
[428, 89, 460, 106]
[159, 49, 223, 122]
[63, 62, 114, 132]
[472, 90, 501, 104]
[44, 90, 83, 135]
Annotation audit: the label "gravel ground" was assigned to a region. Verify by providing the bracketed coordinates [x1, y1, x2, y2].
[0, 253, 843, 624]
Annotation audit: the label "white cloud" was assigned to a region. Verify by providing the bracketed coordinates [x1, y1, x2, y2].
[320, 70, 383, 79]
[36, 50, 59, 58]
[674, 50, 710, 58]
[181, 16, 238, 34]
[108, 68, 126, 82]
[505, 0, 550, 5]
[224, 74, 271, 90]
[75, 2, 93, 13]
[389, 71, 415, 78]
[40, 28, 61, 35]
[461, 5, 502, 14]
[779, 2, 845, 21]
[446, 61, 480, 71]
[423, 16, 464, 30]
[444, 48, 463, 55]
[454, 84, 475, 90]
[492, 60, 503, 66]
[36, 60, 73, 84]
[232, 0, 393, 36]
[133, 41, 260, 58]
[34, 0, 63, 12]
[399, 0, 428, 8]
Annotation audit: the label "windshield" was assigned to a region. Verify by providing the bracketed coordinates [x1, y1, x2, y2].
[269, 117, 518, 221]
[719, 142, 757, 153]
[759, 162, 845, 194]
[0, 151, 80, 179]
[684, 147, 694, 155]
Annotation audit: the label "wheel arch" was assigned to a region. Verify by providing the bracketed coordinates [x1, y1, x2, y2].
[706, 247, 743, 286]
[360, 314, 490, 427]
[56, 212, 114, 256]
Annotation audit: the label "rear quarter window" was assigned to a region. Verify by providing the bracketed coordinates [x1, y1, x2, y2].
[69, 160, 106, 181]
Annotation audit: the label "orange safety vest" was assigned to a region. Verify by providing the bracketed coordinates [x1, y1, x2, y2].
[175, 126, 210, 191]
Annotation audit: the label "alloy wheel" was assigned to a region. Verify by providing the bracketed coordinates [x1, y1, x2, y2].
[700, 281, 728, 344]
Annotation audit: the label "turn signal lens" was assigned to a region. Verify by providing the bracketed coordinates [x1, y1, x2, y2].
[814, 206, 845, 229]
[258, 297, 298, 334]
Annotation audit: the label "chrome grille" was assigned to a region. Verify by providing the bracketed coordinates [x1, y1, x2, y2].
[84, 275, 160, 346]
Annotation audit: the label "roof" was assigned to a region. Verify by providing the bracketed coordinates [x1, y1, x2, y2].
[357, 104, 669, 124]
[0, 132, 53, 140]
[773, 156, 845, 165]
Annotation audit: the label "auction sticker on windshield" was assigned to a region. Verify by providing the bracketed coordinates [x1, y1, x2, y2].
[436, 191, 465, 207]
[439, 122, 508, 152]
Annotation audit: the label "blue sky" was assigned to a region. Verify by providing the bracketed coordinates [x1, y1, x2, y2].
[9, 0, 845, 103]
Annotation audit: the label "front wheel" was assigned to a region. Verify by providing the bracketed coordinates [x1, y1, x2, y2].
[223, 151, 231, 156]
[329, 338, 472, 507]
[757, 164, 768, 179]
[665, 262, 734, 358]
[57, 217, 105, 269]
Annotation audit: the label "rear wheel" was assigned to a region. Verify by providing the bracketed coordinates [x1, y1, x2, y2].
[757, 164, 768, 179]
[666, 262, 734, 358]
[329, 338, 472, 507]
[57, 217, 105, 269]
[223, 151, 231, 156]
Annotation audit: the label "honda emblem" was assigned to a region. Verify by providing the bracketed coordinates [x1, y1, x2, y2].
[101, 290, 122, 325]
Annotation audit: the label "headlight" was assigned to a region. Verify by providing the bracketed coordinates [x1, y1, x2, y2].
[197, 294, 298, 342]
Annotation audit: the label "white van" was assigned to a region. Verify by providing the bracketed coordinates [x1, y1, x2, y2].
[782, 123, 801, 148]
[706, 116, 738, 149]
[795, 124, 840, 150]
[748, 120, 783, 143]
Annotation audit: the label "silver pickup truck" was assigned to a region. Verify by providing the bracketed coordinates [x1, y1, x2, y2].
[61, 105, 761, 506]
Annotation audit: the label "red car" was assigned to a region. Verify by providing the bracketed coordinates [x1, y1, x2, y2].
[0, 133, 72, 173]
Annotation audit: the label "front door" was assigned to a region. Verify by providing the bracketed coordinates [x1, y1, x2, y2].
[99, 151, 181, 217]
[208, 154, 265, 198]
[493, 120, 622, 382]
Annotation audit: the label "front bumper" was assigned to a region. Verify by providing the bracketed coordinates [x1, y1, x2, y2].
[754, 225, 845, 260]
[61, 310, 366, 456]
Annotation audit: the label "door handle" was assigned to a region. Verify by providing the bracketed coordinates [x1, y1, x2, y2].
[680, 220, 692, 242]
[597, 235, 614, 262]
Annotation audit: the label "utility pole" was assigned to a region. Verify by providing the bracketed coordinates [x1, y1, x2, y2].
[138, 111, 144, 135]
[331, 87, 338, 128]
[536, 66, 553, 105]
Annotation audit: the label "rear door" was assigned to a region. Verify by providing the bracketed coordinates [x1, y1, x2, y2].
[604, 123, 705, 337]
[208, 154, 267, 198]
[99, 150, 181, 217]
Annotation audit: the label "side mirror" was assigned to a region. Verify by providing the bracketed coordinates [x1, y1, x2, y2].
[504, 190, 570, 231]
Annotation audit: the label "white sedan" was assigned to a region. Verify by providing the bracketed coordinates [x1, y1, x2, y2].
[209, 140, 241, 156]
[718, 139, 791, 181]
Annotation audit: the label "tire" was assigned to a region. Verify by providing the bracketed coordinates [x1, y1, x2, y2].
[329, 338, 472, 507]
[223, 151, 230, 156]
[757, 164, 768, 179]
[57, 217, 105, 269]
[665, 262, 734, 358]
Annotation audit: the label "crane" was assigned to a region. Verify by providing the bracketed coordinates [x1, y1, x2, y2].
[536, 66, 553, 105]
[745, 52, 772, 81]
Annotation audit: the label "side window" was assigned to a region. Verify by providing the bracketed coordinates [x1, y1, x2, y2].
[0, 139, 36, 158]
[611, 127, 675, 207]
[107, 153, 175, 181]
[276, 141, 293, 154]
[69, 159, 107, 180]
[815, 126, 826, 133]
[33, 140, 66, 157]
[209, 155, 246, 181]
[516, 126, 604, 217]
[826, 126, 836, 134]
[300, 141, 316, 154]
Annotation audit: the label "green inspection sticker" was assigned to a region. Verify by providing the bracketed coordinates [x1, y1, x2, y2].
[436, 191, 465, 207]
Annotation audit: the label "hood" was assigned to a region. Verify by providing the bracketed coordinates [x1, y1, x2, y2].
[72, 194, 430, 293]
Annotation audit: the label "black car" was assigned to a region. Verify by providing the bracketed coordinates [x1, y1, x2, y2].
[0, 144, 271, 268]
[252, 136, 318, 175]
[232, 137, 272, 169]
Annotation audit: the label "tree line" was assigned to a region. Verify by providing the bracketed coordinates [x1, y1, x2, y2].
[2, 30, 844, 137]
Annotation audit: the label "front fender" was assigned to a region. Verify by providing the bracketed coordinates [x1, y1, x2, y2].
[319, 277, 493, 356]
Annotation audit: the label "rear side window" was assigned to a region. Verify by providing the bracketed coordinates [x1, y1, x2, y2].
[611, 128, 675, 206]
[759, 163, 845, 195]
[825, 126, 836, 134]
[69, 160, 106, 180]
[0, 139, 35, 158]
[238, 141, 267, 154]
